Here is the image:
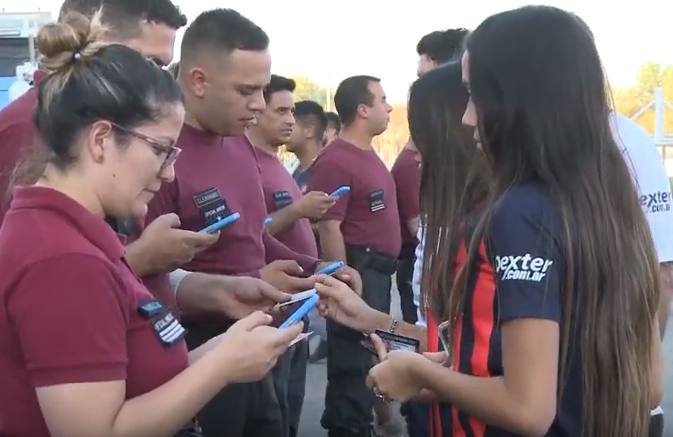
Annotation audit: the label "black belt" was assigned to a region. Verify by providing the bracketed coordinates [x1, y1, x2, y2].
[346, 245, 398, 275]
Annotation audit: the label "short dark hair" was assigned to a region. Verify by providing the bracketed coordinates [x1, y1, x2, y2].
[294, 101, 327, 140]
[180, 9, 269, 67]
[325, 111, 341, 132]
[416, 28, 469, 63]
[334, 75, 380, 126]
[58, 0, 102, 21]
[35, 12, 183, 170]
[100, 0, 186, 40]
[263, 75, 296, 103]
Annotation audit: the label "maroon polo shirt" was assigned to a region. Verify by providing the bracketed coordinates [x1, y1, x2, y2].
[309, 138, 402, 258]
[0, 71, 47, 225]
[0, 186, 188, 437]
[145, 125, 318, 290]
[256, 148, 319, 258]
[391, 146, 421, 246]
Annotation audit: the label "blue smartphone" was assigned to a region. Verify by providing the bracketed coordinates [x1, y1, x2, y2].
[330, 186, 351, 198]
[274, 293, 320, 329]
[316, 261, 345, 276]
[199, 212, 240, 234]
[264, 216, 273, 225]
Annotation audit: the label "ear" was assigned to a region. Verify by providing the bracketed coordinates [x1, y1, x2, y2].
[84, 120, 114, 163]
[304, 125, 316, 140]
[186, 66, 208, 98]
[356, 103, 369, 120]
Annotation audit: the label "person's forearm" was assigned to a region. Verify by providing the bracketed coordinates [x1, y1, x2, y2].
[266, 205, 302, 235]
[175, 272, 229, 323]
[125, 240, 155, 277]
[318, 227, 348, 262]
[415, 361, 553, 436]
[110, 352, 229, 437]
[263, 231, 318, 272]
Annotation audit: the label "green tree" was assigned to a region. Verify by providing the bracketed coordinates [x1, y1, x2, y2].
[290, 76, 333, 110]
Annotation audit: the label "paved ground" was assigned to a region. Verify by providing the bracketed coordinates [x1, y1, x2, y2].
[298, 289, 673, 437]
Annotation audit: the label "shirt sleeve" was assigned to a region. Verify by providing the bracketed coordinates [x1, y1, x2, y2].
[307, 156, 351, 222]
[488, 190, 563, 323]
[263, 231, 319, 273]
[392, 155, 421, 224]
[8, 255, 129, 387]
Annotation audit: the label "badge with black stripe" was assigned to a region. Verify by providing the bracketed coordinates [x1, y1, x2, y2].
[138, 299, 186, 347]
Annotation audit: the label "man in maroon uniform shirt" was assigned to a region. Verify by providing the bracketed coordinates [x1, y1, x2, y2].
[310, 75, 401, 437]
[146, 10, 360, 437]
[247, 74, 335, 437]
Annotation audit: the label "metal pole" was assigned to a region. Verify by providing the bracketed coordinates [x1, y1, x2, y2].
[654, 86, 665, 145]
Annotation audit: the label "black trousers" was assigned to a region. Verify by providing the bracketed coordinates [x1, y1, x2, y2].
[272, 340, 309, 437]
[185, 324, 284, 437]
[649, 412, 663, 437]
[321, 246, 396, 436]
[397, 243, 418, 324]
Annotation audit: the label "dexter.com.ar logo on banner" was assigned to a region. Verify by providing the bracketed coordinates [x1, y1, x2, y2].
[640, 191, 672, 214]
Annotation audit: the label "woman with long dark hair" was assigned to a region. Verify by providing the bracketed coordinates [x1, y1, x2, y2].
[315, 5, 663, 437]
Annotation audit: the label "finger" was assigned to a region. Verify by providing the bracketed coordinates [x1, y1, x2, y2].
[232, 311, 273, 331]
[258, 282, 292, 303]
[157, 213, 181, 228]
[370, 333, 388, 361]
[365, 372, 377, 390]
[416, 388, 439, 402]
[335, 272, 350, 282]
[277, 322, 304, 344]
[185, 230, 220, 247]
[314, 280, 342, 300]
[273, 260, 305, 276]
[315, 274, 343, 288]
[285, 276, 317, 292]
[423, 351, 449, 364]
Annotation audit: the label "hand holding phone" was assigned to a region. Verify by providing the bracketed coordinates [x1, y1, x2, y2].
[360, 330, 420, 357]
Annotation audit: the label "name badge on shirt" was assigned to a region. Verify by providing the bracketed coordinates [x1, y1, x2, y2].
[193, 187, 230, 227]
[273, 191, 293, 210]
[138, 299, 186, 347]
[368, 189, 386, 213]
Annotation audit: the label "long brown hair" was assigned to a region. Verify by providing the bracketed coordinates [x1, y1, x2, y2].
[457, 6, 660, 437]
[407, 62, 488, 321]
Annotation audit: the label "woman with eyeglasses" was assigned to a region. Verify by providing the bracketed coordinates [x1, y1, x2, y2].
[0, 13, 302, 437]
[315, 6, 663, 437]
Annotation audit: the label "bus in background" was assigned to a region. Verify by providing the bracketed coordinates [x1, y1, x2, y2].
[0, 11, 51, 109]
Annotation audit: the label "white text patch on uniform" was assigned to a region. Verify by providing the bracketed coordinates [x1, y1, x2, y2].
[495, 253, 553, 282]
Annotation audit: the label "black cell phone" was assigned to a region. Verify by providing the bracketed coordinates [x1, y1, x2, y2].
[360, 330, 420, 356]
[374, 330, 420, 353]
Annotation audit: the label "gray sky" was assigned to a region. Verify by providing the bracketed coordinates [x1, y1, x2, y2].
[3, 0, 671, 103]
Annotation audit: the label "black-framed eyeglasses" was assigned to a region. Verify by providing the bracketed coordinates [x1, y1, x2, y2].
[110, 122, 182, 171]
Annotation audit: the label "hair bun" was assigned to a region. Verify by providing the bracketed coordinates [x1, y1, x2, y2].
[37, 11, 108, 71]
